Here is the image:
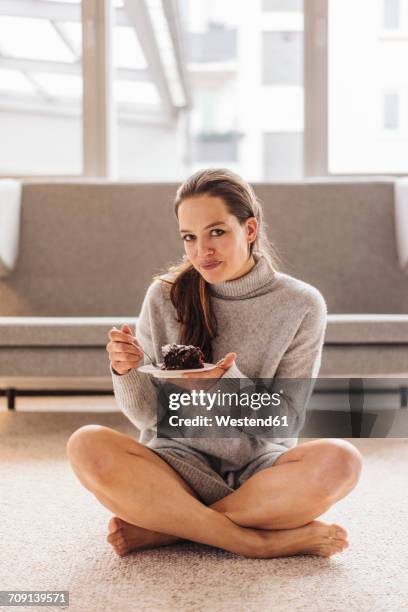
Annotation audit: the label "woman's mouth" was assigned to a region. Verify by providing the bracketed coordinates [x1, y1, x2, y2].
[201, 261, 222, 270]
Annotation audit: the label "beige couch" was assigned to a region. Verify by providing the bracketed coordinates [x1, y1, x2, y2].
[1, 179, 407, 409]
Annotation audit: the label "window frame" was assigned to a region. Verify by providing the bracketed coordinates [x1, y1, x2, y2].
[0, 0, 189, 180]
[1, 0, 407, 180]
[304, 0, 408, 177]
[81, 0, 115, 178]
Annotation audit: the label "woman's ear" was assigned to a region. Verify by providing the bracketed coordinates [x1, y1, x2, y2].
[247, 217, 258, 242]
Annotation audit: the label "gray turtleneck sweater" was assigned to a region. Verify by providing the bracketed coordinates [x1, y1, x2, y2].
[110, 253, 327, 473]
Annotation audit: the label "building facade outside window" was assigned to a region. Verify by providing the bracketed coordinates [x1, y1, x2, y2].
[383, 91, 400, 129]
[383, 0, 400, 30]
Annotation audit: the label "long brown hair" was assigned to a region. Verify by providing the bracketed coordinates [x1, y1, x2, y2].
[153, 168, 280, 362]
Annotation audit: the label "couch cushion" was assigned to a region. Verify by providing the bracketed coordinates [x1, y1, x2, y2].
[3, 180, 408, 318]
[0, 182, 180, 317]
[0, 317, 138, 347]
[2, 314, 408, 347]
[320, 345, 408, 377]
[395, 177, 408, 274]
[326, 314, 408, 344]
[256, 180, 408, 314]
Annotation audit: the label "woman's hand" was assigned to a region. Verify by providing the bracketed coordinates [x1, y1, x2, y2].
[106, 323, 144, 375]
[166, 352, 237, 392]
[182, 352, 237, 379]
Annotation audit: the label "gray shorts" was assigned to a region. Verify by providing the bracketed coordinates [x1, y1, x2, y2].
[151, 445, 288, 506]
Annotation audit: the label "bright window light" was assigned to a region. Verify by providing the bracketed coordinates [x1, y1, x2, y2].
[113, 26, 147, 69]
[33, 73, 82, 98]
[114, 80, 160, 105]
[329, 0, 408, 173]
[0, 69, 36, 93]
[0, 17, 76, 62]
[56, 22, 82, 58]
[147, 0, 186, 106]
[186, 0, 239, 32]
[44, 0, 124, 4]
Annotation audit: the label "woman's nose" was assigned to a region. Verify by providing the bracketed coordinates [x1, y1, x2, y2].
[196, 239, 214, 257]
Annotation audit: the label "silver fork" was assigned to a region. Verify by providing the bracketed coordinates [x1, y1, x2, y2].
[138, 345, 159, 368]
[113, 326, 159, 367]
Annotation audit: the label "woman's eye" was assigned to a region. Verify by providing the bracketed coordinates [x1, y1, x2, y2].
[181, 229, 224, 242]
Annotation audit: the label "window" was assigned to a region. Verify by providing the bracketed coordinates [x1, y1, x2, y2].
[192, 133, 239, 162]
[0, 0, 309, 181]
[2, 0, 406, 180]
[383, 92, 399, 129]
[189, 83, 239, 164]
[0, 4, 83, 175]
[327, 0, 408, 174]
[187, 23, 237, 63]
[263, 31, 303, 85]
[383, 0, 400, 29]
[263, 132, 303, 180]
[184, 0, 304, 181]
[114, 1, 188, 180]
[263, 0, 303, 12]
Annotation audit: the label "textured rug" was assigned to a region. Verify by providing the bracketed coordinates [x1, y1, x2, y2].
[1, 409, 407, 612]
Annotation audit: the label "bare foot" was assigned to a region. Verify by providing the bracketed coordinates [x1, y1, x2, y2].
[107, 516, 183, 556]
[107, 516, 348, 560]
[254, 519, 349, 559]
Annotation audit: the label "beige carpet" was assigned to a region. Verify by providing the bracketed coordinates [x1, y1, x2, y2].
[1, 409, 407, 612]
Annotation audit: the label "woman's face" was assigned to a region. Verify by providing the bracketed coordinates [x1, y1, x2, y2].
[178, 195, 258, 282]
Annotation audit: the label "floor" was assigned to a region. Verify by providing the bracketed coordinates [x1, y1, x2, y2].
[1, 396, 407, 612]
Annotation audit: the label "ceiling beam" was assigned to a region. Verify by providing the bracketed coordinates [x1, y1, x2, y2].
[21, 71, 54, 102]
[0, 0, 129, 26]
[0, 98, 80, 117]
[0, 0, 80, 22]
[161, 0, 192, 109]
[0, 98, 172, 126]
[50, 21, 80, 60]
[0, 56, 150, 81]
[123, 0, 176, 121]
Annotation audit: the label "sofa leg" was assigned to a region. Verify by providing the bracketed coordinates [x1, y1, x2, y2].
[6, 388, 16, 410]
[400, 387, 408, 409]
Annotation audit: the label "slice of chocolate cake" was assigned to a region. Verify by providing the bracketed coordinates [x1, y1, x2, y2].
[160, 343, 205, 370]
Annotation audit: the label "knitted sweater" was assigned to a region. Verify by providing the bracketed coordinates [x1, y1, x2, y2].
[110, 253, 327, 474]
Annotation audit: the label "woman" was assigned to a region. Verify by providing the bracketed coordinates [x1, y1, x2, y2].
[66, 169, 363, 560]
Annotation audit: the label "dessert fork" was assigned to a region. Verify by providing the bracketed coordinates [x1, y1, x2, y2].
[138, 345, 159, 368]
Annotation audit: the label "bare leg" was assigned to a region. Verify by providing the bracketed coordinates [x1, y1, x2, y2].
[211, 438, 363, 530]
[66, 428, 361, 558]
[66, 426, 258, 557]
[107, 438, 361, 557]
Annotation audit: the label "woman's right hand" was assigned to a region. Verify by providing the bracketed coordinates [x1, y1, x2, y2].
[106, 323, 144, 375]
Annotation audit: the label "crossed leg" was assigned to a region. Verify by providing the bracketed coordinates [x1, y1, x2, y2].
[66, 426, 362, 559]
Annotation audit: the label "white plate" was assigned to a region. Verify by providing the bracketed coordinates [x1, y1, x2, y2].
[138, 362, 217, 379]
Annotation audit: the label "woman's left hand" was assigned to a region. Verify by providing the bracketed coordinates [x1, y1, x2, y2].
[165, 352, 237, 393]
[181, 352, 237, 379]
